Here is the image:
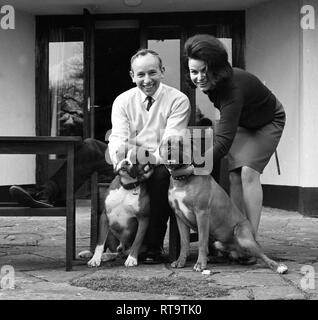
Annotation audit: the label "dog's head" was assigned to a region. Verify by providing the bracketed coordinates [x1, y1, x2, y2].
[159, 135, 192, 171]
[115, 145, 155, 181]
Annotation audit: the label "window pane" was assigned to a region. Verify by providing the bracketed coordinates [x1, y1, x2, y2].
[148, 39, 180, 90]
[49, 41, 84, 137]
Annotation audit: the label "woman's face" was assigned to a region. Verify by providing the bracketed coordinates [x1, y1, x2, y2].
[188, 58, 216, 92]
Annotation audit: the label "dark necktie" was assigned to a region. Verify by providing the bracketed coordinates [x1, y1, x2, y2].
[146, 96, 154, 111]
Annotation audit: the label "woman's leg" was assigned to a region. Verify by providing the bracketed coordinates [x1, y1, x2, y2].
[241, 166, 262, 236]
[229, 169, 245, 214]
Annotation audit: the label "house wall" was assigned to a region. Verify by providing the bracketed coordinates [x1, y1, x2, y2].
[246, 0, 300, 187]
[299, 0, 318, 188]
[247, 0, 318, 215]
[0, 9, 36, 185]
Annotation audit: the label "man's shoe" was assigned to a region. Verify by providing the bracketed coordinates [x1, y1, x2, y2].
[142, 250, 166, 265]
[9, 185, 54, 208]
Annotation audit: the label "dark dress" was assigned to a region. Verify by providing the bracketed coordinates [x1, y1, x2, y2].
[207, 68, 286, 173]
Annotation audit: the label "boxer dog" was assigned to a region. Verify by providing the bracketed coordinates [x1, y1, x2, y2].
[79, 146, 154, 267]
[160, 135, 288, 274]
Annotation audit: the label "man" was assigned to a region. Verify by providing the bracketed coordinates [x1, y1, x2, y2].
[108, 49, 190, 263]
[10, 48, 190, 263]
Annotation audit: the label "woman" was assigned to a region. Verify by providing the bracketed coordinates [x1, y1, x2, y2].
[184, 34, 286, 262]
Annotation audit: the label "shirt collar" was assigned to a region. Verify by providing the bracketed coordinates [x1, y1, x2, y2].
[139, 83, 163, 103]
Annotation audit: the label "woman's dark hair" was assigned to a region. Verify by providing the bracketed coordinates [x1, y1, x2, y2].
[184, 34, 233, 89]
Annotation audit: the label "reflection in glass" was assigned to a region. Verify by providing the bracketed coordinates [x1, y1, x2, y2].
[49, 42, 84, 137]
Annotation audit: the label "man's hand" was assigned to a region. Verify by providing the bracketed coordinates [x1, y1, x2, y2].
[116, 144, 129, 163]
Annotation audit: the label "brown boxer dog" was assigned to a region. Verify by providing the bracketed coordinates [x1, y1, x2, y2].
[160, 135, 288, 274]
[79, 146, 155, 267]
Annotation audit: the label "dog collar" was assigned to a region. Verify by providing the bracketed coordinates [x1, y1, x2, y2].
[172, 175, 189, 180]
[120, 179, 141, 190]
[171, 165, 194, 180]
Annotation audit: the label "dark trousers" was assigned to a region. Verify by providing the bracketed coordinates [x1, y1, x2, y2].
[47, 138, 172, 251]
[47, 138, 113, 202]
[144, 165, 174, 251]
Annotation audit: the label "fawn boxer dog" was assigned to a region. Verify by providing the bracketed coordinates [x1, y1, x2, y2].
[79, 146, 154, 267]
[160, 135, 288, 274]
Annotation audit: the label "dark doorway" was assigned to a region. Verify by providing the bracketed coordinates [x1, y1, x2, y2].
[93, 28, 140, 142]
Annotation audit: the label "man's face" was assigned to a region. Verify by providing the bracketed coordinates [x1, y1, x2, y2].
[130, 53, 164, 96]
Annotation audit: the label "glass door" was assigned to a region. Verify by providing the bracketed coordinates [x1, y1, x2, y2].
[84, 8, 95, 139]
[46, 9, 96, 140]
[42, 17, 90, 193]
[49, 38, 84, 138]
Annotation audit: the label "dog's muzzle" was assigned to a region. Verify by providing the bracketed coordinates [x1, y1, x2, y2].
[114, 158, 133, 175]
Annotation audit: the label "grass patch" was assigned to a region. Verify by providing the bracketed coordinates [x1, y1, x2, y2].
[70, 275, 230, 298]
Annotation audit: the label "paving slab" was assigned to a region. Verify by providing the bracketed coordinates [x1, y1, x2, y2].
[1, 202, 318, 300]
[0, 281, 180, 300]
[252, 285, 305, 300]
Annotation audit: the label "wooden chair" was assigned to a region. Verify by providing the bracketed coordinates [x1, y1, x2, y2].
[0, 136, 82, 271]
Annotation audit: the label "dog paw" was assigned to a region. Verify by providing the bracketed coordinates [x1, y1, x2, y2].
[78, 250, 93, 259]
[87, 256, 102, 267]
[171, 258, 186, 268]
[124, 255, 138, 267]
[277, 263, 288, 274]
[193, 261, 207, 272]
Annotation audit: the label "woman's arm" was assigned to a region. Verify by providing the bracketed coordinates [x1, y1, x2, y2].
[213, 91, 243, 164]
